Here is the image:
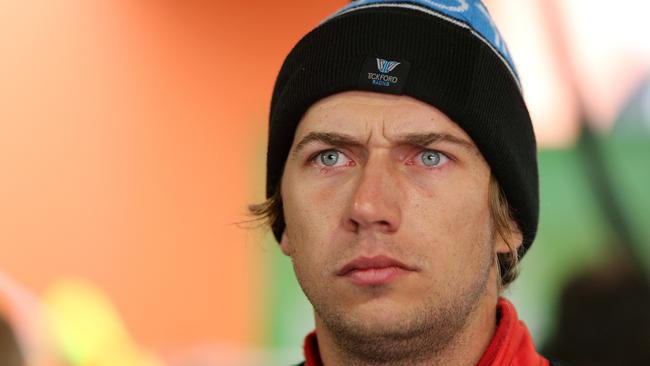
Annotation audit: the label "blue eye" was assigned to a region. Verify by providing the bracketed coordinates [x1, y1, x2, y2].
[419, 150, 449, 168]
[421, 151, 440, 166]
[319, 150, 341, 166]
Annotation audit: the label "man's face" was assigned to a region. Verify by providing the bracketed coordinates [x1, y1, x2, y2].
[280, 91, 508, 353]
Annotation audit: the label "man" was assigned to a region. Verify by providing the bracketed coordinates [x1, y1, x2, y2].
[251, 0, 551, 365]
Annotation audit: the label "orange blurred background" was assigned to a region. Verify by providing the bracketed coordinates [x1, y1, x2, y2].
[0, 0, 347, 353]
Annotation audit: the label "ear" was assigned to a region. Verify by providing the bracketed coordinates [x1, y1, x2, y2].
[279, 230, 293, 257]
[494, 219, 523, 255]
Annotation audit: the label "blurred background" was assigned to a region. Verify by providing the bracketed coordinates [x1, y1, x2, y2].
[1, 0, 649, 365]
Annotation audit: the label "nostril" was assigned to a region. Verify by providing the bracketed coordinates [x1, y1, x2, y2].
[376, 219, 398, 234]
[343, 217, 360, 233]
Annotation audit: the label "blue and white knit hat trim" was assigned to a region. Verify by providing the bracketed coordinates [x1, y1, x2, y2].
[323, 0, 521, 90]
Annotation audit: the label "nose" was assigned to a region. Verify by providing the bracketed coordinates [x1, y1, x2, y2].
[342, 154, 402, 234]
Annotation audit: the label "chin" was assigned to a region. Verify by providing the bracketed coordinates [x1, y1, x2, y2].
[340, 297, 419, 330]
[337, 311, 423, 342]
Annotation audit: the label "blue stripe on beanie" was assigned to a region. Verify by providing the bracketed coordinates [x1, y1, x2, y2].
[326, 0, 520, 87]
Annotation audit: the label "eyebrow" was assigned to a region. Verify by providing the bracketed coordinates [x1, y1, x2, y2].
[291, 131, 476, 157]
[292, 132, 364, 158]
[398, 132, 475, 151]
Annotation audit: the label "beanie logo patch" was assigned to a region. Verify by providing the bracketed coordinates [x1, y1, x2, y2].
[359, 56, 411, 94]
[376, 58, 401, 73]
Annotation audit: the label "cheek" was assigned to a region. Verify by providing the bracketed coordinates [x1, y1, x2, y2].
[284, 171, 352, 235]
[281, 176, 349, 266]
[282, 189, 343, 299]
[405, 176, 492, 261]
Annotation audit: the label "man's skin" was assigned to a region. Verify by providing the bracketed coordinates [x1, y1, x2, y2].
[278, 91, 523, 366]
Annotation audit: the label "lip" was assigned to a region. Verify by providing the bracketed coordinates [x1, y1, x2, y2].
[338, 255, 416, 286]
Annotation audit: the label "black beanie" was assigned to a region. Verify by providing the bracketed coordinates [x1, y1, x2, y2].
[266, 0, 539, 256]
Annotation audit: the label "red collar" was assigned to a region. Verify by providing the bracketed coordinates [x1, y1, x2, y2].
[303, 298, 548, 366]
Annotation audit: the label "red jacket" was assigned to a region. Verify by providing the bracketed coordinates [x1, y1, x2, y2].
[300, 298, 549, 366]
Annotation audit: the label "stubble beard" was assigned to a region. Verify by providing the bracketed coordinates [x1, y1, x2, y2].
[301, 236, 495, 366]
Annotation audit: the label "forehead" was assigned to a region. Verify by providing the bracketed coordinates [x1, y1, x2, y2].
[295, 91, 473, 141]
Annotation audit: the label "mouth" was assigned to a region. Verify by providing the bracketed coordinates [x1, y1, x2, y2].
[337, 255, 417, 286]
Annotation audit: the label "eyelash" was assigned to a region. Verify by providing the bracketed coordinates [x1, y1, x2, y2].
[309, 149, 451, 170]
